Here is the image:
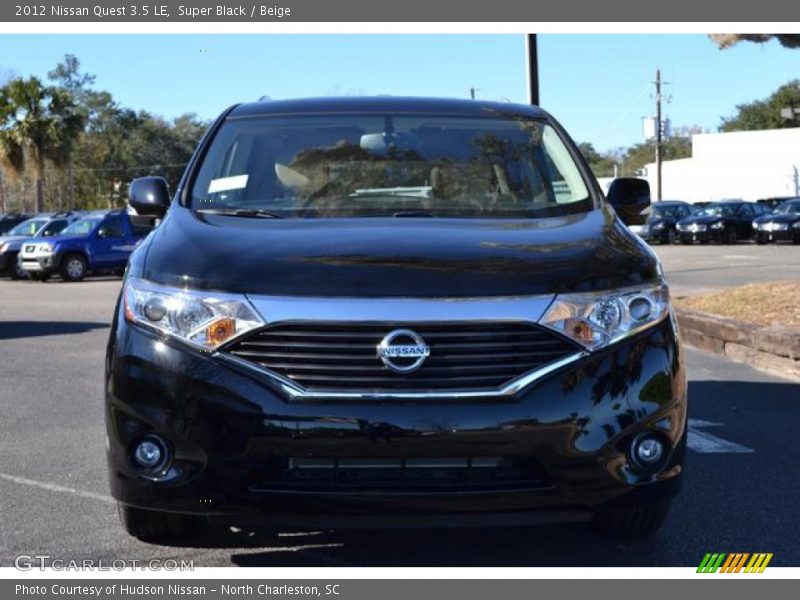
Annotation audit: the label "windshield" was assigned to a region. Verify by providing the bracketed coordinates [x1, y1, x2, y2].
[703, 205, 737, 217]
[62, 218, 101, 236]
[0, 220, 20, 234]
[652, 205, 681, 219]
[190, 114, 592, 218]
[8, 219, 47, 236]
[777, 201, 800, 214]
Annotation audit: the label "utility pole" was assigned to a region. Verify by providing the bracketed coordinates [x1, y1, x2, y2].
[469, 87, 476, 100]
[526, 34, 539, 106]
[654, 68, 663, 202]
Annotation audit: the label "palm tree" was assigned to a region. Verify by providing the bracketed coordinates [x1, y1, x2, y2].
[0, 77, 84, 213]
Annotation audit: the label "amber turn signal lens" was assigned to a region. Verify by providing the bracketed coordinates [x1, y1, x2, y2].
[564, 318, 595, 343]
[206, 317, 236, 347]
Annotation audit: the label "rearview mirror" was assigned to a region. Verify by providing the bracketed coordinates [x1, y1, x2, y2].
[607, 178, 651, 227]
[129, 177, 171, 217]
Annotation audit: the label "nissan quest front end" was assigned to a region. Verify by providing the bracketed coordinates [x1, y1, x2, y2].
[105, 97, 687, 542]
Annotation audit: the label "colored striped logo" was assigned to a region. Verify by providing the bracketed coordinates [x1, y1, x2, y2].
[697, 553, 773, 573]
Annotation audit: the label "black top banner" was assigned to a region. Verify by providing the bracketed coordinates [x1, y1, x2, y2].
[0, 0, 789, 22]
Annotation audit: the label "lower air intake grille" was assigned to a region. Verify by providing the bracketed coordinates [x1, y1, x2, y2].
[257, 456, 552, 492]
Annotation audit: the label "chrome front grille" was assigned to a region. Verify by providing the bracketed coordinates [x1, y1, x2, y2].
[223, 321, 580, 393]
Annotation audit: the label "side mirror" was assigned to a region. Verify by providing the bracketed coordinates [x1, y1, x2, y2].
[96, 228, 107, 239]
[129, 176, 171, 217]
[607, 177, 651, 226]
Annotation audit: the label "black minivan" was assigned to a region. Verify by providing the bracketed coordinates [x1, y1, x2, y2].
[106, 97, 687, 542]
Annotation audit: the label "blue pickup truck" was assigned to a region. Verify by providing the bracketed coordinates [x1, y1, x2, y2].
[18, 210, 154, 281]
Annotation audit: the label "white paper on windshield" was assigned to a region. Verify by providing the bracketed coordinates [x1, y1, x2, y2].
[208, 174, 249, 194]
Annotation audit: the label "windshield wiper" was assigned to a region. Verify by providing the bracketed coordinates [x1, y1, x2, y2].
[196, 208, 283, 219]
[391, 210, 434, 218]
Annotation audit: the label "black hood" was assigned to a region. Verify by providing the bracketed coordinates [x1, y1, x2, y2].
[754, 213, 800, 224]
[138, 205, 660, 297]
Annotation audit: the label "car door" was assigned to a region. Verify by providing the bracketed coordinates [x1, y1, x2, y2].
[93, 216, 127, 267]
[674, 205, 690, 228]
[736, 204, 754, 237]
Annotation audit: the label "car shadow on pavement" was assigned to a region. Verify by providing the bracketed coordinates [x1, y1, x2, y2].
[0, 320, 108, 340]
[155, 520, 666, 567]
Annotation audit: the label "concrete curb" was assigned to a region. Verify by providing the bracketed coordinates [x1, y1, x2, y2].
[675, 307, 800, 380]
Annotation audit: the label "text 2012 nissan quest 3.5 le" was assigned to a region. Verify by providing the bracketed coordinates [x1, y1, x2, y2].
[106, 97, 687, 542]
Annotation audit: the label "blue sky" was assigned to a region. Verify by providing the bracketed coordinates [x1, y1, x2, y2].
[0, 34, 797, 151]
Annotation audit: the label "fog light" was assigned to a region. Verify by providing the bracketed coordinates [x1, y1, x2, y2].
[630, 434, 666, 471]
[131, 436, 168, 471]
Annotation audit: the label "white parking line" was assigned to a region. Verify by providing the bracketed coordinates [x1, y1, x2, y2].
[0, 472, 114, 503]
[687, 418, 754, 454]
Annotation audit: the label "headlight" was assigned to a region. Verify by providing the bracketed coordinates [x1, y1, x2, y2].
[651, 221, 664, 230]
[0, 243, 6, 253]
[710, 221, 724, 229]
[123, 277, 264, 350]
[792, 222, 800, 229]
[540, 283, 670, 350]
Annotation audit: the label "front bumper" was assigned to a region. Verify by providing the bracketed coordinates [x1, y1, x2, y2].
[754, 228, 800, 243]
[19, 251, 60, 274]
[0, 252, 13, 273]
[677, 228, 721, 243]
[105, 305, 687, 521]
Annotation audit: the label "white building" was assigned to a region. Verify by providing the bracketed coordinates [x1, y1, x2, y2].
[640, 128, 800, 203]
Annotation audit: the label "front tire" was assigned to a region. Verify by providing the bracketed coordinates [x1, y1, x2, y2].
[117, 504, 202, 543]
[10, 256, 26, 280]
[60, 254, 87, 282]
[592, 498, 672, 537]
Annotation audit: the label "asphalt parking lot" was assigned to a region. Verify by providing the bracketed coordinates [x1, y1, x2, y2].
[653, 243, 800, 297]
[0, 245, 798, 567]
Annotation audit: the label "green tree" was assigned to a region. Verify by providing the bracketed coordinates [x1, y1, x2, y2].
[618, 136, 692, 176]
[48, 54, 96, 104]
[578, 142, 619, 178]
[0, 76, 84, 212]
[720, 80, 800, 132]
[710, 34, 800, 49]
[43, 54, 208, 209]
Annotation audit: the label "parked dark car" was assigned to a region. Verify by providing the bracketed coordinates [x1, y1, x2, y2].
[628, 200, 694, 244]
[18, 209, 154, 281]
[106, 97, 686, 543]
[752, 197, 800, 244]
[676, 200, 760, 244]
[0, 213, 32, 235]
